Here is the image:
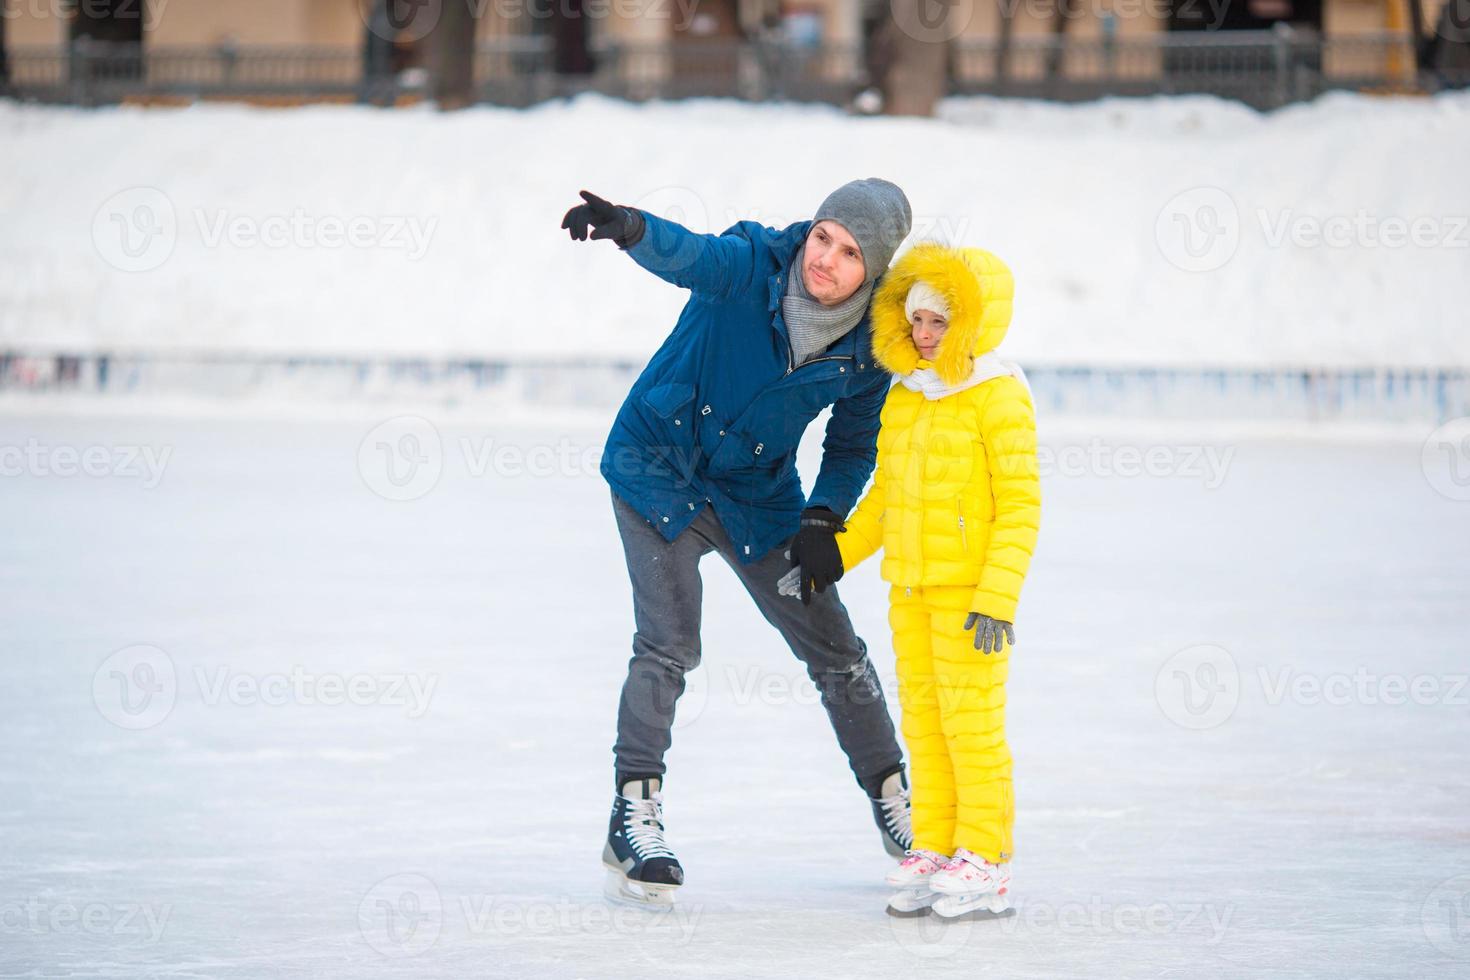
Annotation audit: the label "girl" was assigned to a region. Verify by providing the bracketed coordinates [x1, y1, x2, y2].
[784, 242, 1040, 919]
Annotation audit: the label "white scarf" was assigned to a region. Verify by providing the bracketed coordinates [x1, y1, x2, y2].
[899, 352, 1031, 400]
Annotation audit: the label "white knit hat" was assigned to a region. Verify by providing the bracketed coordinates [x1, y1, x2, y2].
[905, 281, 950, 321]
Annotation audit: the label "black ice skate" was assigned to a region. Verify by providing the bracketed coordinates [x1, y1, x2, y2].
[602, 777, 684, 907]
[869, 768, 914, 858]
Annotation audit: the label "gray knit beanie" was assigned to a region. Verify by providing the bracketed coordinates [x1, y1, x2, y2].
[812, 178, 913, 281]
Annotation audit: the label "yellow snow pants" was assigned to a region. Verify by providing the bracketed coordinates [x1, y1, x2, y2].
[889, 583, 1013, 863]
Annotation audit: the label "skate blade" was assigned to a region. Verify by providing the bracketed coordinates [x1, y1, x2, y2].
[603, 866, 678, 910]
[886, 902, 933, 918]
[931, 894, 1014, 921]
[885, 887, 940, 917]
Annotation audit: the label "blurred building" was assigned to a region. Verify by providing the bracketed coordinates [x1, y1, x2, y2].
[2, 0, 1462, 104]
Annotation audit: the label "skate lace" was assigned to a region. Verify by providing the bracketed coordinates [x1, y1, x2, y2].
[624, 794, 676, 860]
[879, 789, 912, 846]
[901, 848, 946, 869]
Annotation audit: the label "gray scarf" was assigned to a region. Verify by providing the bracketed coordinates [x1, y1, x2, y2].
[781, 245, 874, 370]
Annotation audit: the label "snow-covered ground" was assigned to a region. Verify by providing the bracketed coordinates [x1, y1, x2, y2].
[3, 409, 1468, 978]
[4, 91, 1469, 369]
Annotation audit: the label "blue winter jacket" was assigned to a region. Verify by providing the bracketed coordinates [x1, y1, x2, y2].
[600, 210, 892, 565]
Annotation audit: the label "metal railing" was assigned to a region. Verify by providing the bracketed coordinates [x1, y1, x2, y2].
[7, 41, 366, 105]
[949, 27, 1433, 108]
[4, 30, 1463, 110]
[6, 351, 1466, 425]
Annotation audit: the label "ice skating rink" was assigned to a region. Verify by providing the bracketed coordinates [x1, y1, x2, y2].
[3, 411, 1468, 978]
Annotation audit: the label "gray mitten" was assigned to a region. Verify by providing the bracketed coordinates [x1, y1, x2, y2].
[777, 550, 802, 598]
[963, 612, 1015, 655]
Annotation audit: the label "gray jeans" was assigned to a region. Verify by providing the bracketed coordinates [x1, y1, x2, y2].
[610, 488, 902, 790]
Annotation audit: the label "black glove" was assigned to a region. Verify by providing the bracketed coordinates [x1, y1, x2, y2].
[560, 190, 645, 249]
[789, 507, 845, 606]
[963, 612, 1015, 655]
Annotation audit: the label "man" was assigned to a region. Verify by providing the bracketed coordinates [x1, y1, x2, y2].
[562, 180, 914, 906]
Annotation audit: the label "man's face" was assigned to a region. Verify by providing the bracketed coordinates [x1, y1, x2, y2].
[801, 221, 866, 306]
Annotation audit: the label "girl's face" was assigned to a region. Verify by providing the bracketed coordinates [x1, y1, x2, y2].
[911, 309, 949, 360]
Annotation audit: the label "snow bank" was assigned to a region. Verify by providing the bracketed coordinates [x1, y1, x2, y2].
[2, 91, 1467, 368]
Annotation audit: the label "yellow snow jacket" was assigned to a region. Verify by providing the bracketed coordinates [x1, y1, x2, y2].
[835, 245, 1040, 623]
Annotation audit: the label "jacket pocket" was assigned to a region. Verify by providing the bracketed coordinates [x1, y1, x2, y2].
[641, 382, 696, 421]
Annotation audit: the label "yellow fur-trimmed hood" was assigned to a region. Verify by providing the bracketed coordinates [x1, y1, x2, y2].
[870, 244, 1015, 386]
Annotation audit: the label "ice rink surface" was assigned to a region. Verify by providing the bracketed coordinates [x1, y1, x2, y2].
[2, 411, 1468, 978]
